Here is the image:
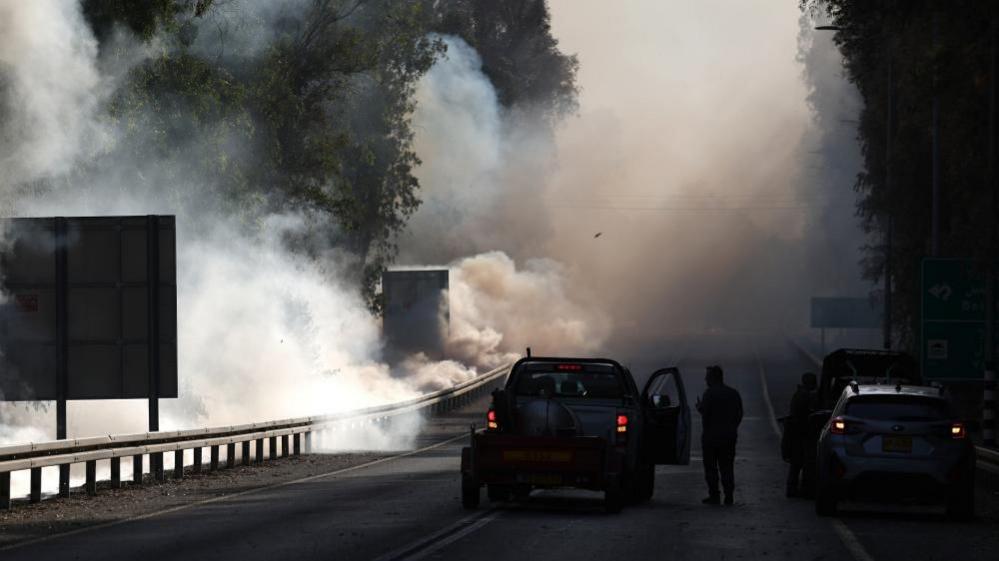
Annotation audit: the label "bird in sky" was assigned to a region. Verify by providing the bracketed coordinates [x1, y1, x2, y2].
[594, 232, 602, 238]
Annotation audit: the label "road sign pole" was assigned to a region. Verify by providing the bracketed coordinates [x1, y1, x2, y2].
[985, 363, 997, 447]
[147, 215, 161, 434]
[54, 217, 70, 498]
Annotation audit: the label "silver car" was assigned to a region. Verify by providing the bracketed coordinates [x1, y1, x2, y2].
[814, 384, 976, 519]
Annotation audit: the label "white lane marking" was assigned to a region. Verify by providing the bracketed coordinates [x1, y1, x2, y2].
[831, 519, 877, 561]
[0, 431, 472, 553]
[753, 347, 783, 439]
[754, 344, 877, 561]
[372, 510, 501, 561]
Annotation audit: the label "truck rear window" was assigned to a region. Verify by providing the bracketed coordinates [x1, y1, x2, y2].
[513, 365, 624, 399]
[845, 396, 951, 422]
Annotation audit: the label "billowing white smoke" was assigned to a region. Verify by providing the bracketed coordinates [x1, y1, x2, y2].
[402, 37, 610, 362]
[0, 0, 105, 194]
[171, 215, 419, 425]
[0, 1, 488, 475]
[446, 252, 608, 368]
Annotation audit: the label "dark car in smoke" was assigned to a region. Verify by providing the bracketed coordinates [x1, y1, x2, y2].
[460, 356, 691, 513]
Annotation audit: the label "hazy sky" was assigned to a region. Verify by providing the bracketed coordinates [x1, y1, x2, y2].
[540, 1, 851, 337]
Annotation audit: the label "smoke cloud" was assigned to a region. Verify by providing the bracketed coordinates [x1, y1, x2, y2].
[0, 0, 482, 489]
[402, 1, 874, 364]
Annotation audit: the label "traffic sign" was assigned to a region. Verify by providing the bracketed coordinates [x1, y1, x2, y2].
[921, 259, 986, 381]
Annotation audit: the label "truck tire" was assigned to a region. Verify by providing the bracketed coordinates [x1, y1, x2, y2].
[487, 484, 512, 502]
[631, 463, 655, 503]
[462, 473, 480, 510]
[946, 481, 975, 522]
[815, 483, 838, 517]
[604, 477, 624, 514]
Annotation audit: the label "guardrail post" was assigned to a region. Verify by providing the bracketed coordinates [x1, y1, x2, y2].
[111, 457, 121, 489]
[226, 443, 236, 469]
[294, 433, 302, 455]
[985, 362, 997, 447]
[153, 452, 165, 482]
[86, 460, 97, 495]
[242, 441, 251, 466]
[268, 436, 277, 460]
[193, 448, 202, 474]
[174, 450, 184, 479]
[281, 435, 289, 458]
[59, 465, 70, 498]
[210, 445, 220, 471]
[255, 439, 264, 464]
[30, 467, 41, 503]
[133, 455, 143, 485]
[1, 472, 10, 510]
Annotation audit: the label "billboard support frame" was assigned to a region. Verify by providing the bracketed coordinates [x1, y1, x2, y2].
[55, 217, 70, 497]
[147, 215, 160, 434]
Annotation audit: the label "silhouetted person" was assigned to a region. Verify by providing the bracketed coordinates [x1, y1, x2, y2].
[783, 372, 818, 498]
[696, 365, 743, 505]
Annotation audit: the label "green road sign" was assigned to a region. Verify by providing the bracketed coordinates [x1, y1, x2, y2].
[921, 259, 987, 381]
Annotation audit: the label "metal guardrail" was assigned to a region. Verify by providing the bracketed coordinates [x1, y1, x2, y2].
[787, 338, 999, 476]
[0, 362, 512, 508]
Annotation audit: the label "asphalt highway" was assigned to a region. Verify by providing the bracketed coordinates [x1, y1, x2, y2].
[2, 334, 996, 561]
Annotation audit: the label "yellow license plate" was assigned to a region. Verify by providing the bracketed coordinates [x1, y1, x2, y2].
[882, 436, 912, 453]
[502, 450, 573, 463]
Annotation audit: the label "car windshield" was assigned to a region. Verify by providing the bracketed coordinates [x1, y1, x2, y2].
[514, 364, 624, 399]
[845, 396, 951, 422]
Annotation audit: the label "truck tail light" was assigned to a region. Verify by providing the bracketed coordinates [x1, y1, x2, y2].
[951, 422, 966, 439]
[615, 414, 628, 445]
[487, 409, 499, 431]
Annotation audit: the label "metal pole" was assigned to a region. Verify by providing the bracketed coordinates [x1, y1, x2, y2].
[55, 217, 70, 498]
[884, 56, 895, 350]
[985, 16, 998, 449]
[931, 11, 941, 257]
[147, 216, 161, 433]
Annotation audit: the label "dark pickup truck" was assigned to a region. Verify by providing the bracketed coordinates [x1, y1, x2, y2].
[460, 356, 692, 513]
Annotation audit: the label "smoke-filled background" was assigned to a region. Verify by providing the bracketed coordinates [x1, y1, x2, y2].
[401, 0, 877, 357]
[0, 0, 876, 494]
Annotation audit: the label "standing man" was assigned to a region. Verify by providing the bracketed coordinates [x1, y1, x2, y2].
[783, 372, 818, 498]
[696, 365, 743, 505]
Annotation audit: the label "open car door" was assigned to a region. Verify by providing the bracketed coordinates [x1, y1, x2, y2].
[641, 367, 691, 465]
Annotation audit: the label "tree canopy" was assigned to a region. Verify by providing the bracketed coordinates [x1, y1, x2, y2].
[77, 0, 577, 308]
[803, 0, 998, 348]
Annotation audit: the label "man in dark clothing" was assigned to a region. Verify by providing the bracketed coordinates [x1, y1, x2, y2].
[783, 372, 818, 498]
[696, 365, 743, 505]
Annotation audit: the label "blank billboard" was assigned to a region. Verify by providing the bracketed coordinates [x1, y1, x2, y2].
[0, 216, 177, 401]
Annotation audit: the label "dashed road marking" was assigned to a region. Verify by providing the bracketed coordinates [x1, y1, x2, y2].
[371, 509, 501, 561]
[754, 344, 877, 561]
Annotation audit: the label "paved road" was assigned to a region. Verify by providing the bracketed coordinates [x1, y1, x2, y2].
[2, 334, 996, 560]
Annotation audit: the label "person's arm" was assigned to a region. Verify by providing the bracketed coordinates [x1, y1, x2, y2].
[735, 391, 744, 426]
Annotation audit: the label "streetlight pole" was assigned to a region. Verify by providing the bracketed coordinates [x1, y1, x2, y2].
[816, 24, 893, 349]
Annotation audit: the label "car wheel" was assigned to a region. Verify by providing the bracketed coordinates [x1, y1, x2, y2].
[487, 484, 512, 502]
[946, 481, 975, 522]
[631, 463, 655, 503]
[815, 483, 838, 516]
[461, 473, 480, 510]
[604, 477, 625, 514]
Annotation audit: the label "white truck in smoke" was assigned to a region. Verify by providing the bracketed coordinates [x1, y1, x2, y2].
[460, 356, 692, 513]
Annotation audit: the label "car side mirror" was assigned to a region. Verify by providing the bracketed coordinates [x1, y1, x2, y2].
[650, 394, 672, 408]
